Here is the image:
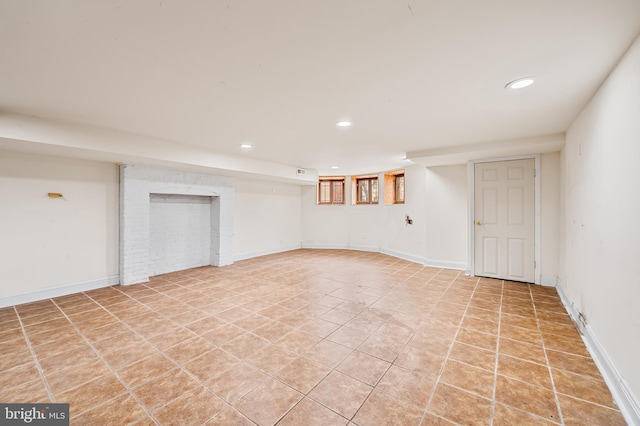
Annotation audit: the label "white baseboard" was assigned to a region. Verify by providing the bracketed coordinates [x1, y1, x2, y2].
[424, 258, 467, 271]
[233, 244, 302, 262]
[0, 276, 120, 308]
[540, 275, 559, 287]
[301, 243, 466, 270]
[380, 248, 427, 265]
[556, 285, 640, 426]
[301, 243, 349, 250]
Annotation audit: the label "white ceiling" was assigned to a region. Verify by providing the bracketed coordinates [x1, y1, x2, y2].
[1, 1, 639, 177]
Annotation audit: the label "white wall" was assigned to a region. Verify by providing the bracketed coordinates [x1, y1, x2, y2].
[0, 150, 119, 304]
[425, 164, 468, 269]
[301, 165, 428, 264]
[540, 152, 561, 285]
[561, 35, 640, 418]
[149, 194, 212, 276]
[233, 178, 302, 260]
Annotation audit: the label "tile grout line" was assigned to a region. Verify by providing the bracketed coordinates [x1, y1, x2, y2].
[103, 281, 346, 424]
[344, 268, 426, 424]
[80, 290, 264, 424]
[529, 287, 566, 426]
[13, 305, 56, 403]
[418, 271, 482, 425]
[49, 296, 161, 425]
[488, 279, 505, 426]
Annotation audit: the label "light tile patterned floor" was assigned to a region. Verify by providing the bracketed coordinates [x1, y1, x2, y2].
[0, 249, 627, 425]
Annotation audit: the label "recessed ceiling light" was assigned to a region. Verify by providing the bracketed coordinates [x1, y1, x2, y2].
[240, 143, 252, 149]
[330, 166, 339, 169]
[506, 77, 535, 90]
[336, 121, 352, 127]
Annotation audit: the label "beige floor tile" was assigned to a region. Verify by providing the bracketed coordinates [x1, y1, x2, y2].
[278, 397, 348, 426]
[275, 356, 331, 394]
[493, 403, 559, 425]
[376, 364, 437, 408]
[308, 371, 372, 419]
[352, 390, 423, 426]
[495, 375, 559, 423]
[235, 377, 303, 425]
[428, 383, 492, 426]
[336, 350, 390, 386]
[153, 386, 225, 425]
[440, 359, 495, 399]
[558, 394, 627, 426]
[0, 250, 625, 426]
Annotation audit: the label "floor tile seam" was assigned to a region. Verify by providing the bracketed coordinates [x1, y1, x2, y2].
[333, 357, 392, 388]
[437, 378, 496, 403]
[306, 380, 374, 423]
[554, 390, 624, 412]
[548, 365, 607, 382]
[419, 276, 481, 425]
[497, 351, 552, 368]
[109, 285, 237, 333]
[48, 298, 160, 424]
[281, 395, 351, 425]
[493, 400, 563, 425]
[14, 304, 55, 402]
[530, 285, 565, 426]
[67, 391, 151, 424]
[489, 280, 505, 426]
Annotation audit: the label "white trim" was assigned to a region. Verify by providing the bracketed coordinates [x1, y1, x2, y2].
[346, 245, 380, 253]
[233, 244, 302, 262]
[380, 248, 427, 265]
[301, 243, 349, 250]
[424, 259, 467, 271]
[539, 275, 559, 287]
[557, 285, 640, 426]
[0, 276, 120, 308]
[301, 244, 441, 267]
[468, 154, 541, 284]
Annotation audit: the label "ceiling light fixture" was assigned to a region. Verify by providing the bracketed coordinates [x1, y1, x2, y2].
[330, 166, 339, 169]
[240, 143, 252, 149]
[336, 121, 352, 127]
[506, 77, 535, 90]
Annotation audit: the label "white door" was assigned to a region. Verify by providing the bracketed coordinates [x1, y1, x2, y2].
[474, 159, 535, 283]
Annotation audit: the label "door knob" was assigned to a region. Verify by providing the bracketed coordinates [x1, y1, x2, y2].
[476, 220, 482, 225]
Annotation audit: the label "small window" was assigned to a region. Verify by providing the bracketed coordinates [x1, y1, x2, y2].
[318, 177, 345, 204]
[384, 170, 405, 204]
[356, 177, 379, 204]
[394, 174, 405, 203]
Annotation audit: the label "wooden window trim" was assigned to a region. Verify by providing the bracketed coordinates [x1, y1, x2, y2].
[356, 177, 379, 204]
[394, 174, 405, 204]
[318, 177, 345, 204]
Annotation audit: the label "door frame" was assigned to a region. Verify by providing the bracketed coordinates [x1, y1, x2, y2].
[467, 154, 541, 284]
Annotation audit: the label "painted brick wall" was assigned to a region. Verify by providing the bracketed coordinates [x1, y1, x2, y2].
[120, 164, 233, 285]
[149, 194, 212, 276]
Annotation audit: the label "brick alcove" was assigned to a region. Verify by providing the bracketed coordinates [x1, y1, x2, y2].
[119, 164, 234, 285]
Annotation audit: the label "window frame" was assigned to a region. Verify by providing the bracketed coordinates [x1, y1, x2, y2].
[317, 176, 345, 205]
[356, 176, 379, 204]
[394, 173, 405, 204]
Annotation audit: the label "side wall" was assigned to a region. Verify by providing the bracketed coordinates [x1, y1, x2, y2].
[561, 35, 640, 420]
[301, 165, 429, 264]
[0, 150, 119, 305]
[233, 178, 302, 260]
[300, 164, 469, 267]
[425, 164, 468, 269]
[0, 152, 305, 305]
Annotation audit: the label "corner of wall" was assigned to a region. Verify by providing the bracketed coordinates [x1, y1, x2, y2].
[556, 285, 640, 425]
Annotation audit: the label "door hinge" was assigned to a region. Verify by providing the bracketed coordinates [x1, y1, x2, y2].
[534, 260, 537, 269]
[533, 169, 537, 177]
